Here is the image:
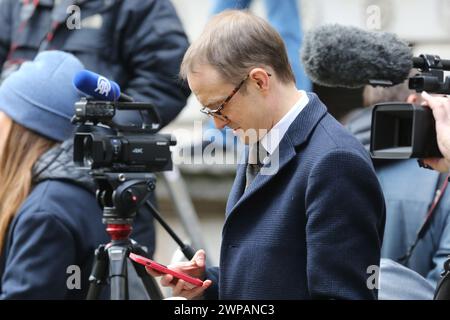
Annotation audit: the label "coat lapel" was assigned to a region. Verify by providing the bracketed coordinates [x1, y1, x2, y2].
[225, 92, 328, 219]
[226, 160, 247, 215]
[226, 135, 297, 217]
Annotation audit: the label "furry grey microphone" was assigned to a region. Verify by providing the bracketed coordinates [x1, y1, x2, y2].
[301, 24, 413, 88]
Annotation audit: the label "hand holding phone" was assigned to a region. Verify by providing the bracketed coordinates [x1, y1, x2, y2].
[129, 253, 204, 288]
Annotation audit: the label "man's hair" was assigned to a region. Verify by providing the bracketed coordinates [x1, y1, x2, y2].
[180, 10, 295, 87]
[362, 69, 419, 107]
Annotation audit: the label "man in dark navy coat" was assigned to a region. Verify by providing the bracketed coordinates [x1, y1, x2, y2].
[148, 10, 386, 300]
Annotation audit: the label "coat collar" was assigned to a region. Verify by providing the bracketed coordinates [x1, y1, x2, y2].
[225, 92, 328, 218]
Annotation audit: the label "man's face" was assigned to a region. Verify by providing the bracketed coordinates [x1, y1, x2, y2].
[187, 64, 270, 144]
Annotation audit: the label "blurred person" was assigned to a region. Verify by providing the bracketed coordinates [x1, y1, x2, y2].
[344, 77, 450, 287]
[0, 0, 191, 260]
[0, 51, 154, 299]
[0, 0, 190, 127]
[147, 10, 385, 300]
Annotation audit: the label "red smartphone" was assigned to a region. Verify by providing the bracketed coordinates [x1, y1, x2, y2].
[129, 253, 204, 288]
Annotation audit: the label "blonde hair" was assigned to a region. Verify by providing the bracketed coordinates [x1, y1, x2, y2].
[0, 121, 56, 254]
[180, 10, 295, 86]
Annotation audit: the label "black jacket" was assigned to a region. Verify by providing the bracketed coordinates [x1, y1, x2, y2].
[0, 0, 190, 127]
[0, 140, 156, 299]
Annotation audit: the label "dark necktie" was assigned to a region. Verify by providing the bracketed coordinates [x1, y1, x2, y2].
[245, 142, 267, 190]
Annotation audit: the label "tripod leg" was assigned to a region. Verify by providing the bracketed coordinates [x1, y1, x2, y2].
[86, 245, 109, 300]
[108, 245, 130, 300]
[131, 245, 164, 300]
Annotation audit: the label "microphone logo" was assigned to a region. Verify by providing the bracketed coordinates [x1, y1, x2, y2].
[95, 76, 111, 97]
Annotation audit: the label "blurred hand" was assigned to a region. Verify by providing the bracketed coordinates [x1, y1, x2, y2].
[146, 249, 212, 299]
[421, 91, 450, 172]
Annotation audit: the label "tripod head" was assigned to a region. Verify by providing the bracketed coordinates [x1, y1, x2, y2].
[92, 170, 156, 225]
[91, 170, 156, 243]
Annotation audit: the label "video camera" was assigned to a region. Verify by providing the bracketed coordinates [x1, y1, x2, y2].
[72, 98, 176, 173]
[370, 54, 450, 159]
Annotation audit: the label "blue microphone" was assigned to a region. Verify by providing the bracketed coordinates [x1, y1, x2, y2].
[73, 70, 133, 102]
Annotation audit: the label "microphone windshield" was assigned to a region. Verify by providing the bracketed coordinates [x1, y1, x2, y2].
[73, 70, 121, 101]
[301, 24, 413, 88]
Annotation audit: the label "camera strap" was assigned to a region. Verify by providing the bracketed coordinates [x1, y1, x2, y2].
[397, 172, 450, 266]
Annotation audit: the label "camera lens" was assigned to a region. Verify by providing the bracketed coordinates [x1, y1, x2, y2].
[83, 136, 94, 167]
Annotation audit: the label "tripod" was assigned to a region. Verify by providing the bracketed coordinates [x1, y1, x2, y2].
[86, 171, 164, 300]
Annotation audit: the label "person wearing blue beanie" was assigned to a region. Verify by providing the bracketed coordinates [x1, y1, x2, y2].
[0, 50, 83, 142]
[0, 51, 155, 299]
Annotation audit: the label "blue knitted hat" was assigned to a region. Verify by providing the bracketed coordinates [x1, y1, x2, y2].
[0, 51, 84, 142]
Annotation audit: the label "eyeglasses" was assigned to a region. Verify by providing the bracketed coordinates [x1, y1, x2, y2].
[200, 73, 271, 121]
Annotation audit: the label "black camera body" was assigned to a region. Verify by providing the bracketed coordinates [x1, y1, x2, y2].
[72, 98, 176, 173]
[370, 54, 450, 159]
[370, 102, 441, 159]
